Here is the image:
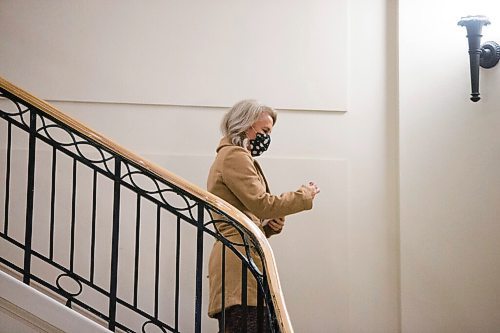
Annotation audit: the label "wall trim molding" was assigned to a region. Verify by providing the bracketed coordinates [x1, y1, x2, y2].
[44, 98, 348, 113]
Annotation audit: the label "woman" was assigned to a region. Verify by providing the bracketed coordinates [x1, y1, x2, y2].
[207, 99, 320, 332]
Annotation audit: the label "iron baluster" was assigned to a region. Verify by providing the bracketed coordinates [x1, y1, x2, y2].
[257, 282, 264, 333]
[154, 204, 161, 319]
[3, 121, 12, 235]
[49, 147, 57, 260]
[241, 256, 249, 333]
[70, 159, 77, 272]
[175, 215, 181, 331]
[194, 202, 205, 333]
[23, 109, 37, 284]
[108, 156, 122, 331]
[221, 244, 226, 333]
[133, 193, 141, 308]
[90, 169, 97, 284]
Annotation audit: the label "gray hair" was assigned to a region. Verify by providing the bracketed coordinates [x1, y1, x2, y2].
[220, 99, 277, 147]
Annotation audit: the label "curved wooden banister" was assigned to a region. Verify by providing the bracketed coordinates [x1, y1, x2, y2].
[0, 75, 294, 333]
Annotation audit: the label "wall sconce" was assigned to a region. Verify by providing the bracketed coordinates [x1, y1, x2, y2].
[458, 15, 500, 102]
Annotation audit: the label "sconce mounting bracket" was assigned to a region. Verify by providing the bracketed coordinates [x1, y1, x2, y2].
[480, 41, 500, 68]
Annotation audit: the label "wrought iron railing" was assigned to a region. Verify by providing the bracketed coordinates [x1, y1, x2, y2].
[0, 76, 293, 333]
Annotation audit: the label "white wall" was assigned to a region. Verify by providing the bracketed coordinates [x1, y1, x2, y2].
[0, 0, 347, 111]
[0, 1, 399, 332]
[400, 1, 500, 332]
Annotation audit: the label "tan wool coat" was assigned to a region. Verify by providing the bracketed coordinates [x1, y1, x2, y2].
[207, 137, 314, 317]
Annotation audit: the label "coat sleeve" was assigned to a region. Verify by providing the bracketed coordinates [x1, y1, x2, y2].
[221, 147, 314, 219]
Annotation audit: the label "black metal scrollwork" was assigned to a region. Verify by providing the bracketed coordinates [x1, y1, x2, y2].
[121, 161, 199, 221]
[142, 320, 168, 333]
[0, 92, 31, 128]
[56, 273, 83, 307]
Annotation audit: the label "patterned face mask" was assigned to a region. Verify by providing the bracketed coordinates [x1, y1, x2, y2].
[249, 132, 271, 157]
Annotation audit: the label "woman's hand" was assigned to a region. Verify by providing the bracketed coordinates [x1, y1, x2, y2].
[266, 217, 285, 232]
[306, 181, 321, 198]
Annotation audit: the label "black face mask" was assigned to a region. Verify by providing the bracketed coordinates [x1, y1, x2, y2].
[249, 132, 271, 157]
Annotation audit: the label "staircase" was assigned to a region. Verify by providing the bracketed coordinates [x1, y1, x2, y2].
[0, 269, 110, 332]
[0, 77, 292, 332]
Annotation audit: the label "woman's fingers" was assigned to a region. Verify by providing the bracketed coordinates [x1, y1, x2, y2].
[268, 218, 285, 231]
[307, 181, 320, 197]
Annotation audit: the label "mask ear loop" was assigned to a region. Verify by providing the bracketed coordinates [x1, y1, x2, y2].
[248, 126, 257, 139]
[251, 126, 265, 137]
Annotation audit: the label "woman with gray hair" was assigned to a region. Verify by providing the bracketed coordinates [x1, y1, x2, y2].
[207, 99, 320, 332]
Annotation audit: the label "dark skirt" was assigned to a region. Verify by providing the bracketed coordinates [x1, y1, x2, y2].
[215, 305, 270, 333]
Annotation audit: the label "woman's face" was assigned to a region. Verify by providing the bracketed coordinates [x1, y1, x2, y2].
[247, 113, 273, 140]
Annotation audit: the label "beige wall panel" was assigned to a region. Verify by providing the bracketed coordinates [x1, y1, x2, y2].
[0, 0, 348, 111]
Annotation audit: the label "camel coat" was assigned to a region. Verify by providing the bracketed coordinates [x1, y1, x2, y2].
[207, 137, 314, 317]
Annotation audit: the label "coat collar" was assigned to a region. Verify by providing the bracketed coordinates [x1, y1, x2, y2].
[216, 136, 270, 192]
[215, 136, 237, 153]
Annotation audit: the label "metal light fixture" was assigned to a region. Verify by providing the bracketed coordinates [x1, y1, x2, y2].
[458, 15, 500, 102]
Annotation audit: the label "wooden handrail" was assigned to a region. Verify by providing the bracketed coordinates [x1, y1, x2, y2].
[0, 76, 293, 333]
